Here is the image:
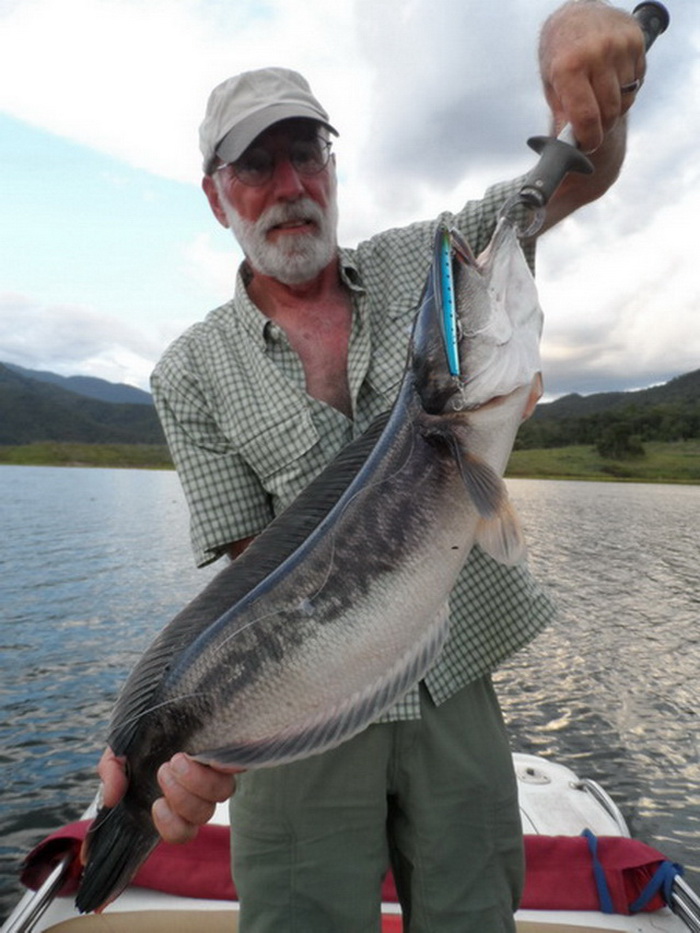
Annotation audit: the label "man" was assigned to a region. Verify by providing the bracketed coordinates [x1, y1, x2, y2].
[98, 3, 647, 929]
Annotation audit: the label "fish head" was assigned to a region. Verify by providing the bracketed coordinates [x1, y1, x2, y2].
[411, 219, 543, 415]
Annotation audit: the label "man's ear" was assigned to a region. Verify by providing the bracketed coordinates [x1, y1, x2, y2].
[202, 175, 230, 228]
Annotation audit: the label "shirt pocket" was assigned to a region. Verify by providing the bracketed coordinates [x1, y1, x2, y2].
[234, 408, 323, 510]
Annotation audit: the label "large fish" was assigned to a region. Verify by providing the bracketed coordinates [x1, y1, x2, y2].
[76, 216, 543, 913]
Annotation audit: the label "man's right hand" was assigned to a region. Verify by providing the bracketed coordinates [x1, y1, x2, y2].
[96, 747, 240, 845]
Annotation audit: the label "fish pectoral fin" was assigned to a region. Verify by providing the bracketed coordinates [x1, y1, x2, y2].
[450, 443, 507, 519]
[475, 500, 527, 566]
[440, 433, 526, 564]
[450, 441, 526, 563]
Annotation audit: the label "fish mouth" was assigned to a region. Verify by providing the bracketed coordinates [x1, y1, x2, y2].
[449, 373, 543, 417]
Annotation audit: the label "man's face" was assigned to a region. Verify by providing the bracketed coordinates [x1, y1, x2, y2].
[206, 119, 339, 285]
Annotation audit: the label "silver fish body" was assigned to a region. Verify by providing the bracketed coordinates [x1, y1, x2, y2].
[76, 216, 542, 913]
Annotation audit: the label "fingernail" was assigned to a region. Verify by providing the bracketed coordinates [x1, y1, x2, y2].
[152, 798, 172, 824]
[172, 753, 189, 776]
[158, 763, 175, 788]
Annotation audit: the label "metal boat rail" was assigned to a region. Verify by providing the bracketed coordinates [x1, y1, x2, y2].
[2, 855, 73, 933]
[671, 876, 700, 933]
[573, 778, 631, 837]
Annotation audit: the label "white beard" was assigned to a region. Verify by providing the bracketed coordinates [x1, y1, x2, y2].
[217, 185, 339, 285]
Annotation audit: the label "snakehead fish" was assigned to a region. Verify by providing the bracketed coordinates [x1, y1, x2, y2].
[76, 216, 543, 913]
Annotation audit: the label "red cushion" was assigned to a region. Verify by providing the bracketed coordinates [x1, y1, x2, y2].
[22, 821, 672, 916]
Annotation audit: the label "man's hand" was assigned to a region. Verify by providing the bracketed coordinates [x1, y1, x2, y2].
[536, 1, 649, 230]
[153, 753, 239, 843]
[540, 0, 647, 154]
[95, 747, 240, 847]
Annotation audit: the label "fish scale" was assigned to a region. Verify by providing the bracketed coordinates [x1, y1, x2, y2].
[76, 216, 543, 914]
[170, 414, 469, 749]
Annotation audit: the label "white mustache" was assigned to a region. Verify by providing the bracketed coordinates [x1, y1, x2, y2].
[257, 198, 324, 234]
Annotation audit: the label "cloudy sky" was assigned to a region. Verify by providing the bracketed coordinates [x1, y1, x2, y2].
[1, 0, 697, 399]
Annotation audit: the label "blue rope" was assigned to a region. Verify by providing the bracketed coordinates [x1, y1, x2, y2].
[583, 829, 685, 915]
[629, 858, 684, 914]
[583, 829, 615, 914]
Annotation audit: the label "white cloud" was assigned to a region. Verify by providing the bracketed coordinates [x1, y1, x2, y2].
[0, 0, 366, 185]
[0, 0, 698, 397]
[536, 163, 700, 394]
[182, 232, 242, 299]
[0, 293, 161, 389]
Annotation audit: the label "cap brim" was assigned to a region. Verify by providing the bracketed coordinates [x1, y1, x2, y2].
[214, 103, 338, 167]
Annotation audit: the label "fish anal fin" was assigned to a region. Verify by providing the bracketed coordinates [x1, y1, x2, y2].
[475, 500, 527, 566]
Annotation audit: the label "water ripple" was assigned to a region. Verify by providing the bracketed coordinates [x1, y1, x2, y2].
[1, 468, 698, 920]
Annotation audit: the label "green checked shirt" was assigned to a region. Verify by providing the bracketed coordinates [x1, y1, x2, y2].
[151, 177, 556, 720]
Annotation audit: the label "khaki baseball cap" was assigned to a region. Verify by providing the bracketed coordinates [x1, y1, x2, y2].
[199, 67, 338, 174]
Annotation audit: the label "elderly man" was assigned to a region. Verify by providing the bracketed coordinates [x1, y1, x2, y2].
[99, 3, 647, 930]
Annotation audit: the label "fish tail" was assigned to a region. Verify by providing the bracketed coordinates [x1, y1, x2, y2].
[75, 802, 159, 914]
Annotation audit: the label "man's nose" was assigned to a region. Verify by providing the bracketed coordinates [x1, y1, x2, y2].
[269, 156, 306, 198]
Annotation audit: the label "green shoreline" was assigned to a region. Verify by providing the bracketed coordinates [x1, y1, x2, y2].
[1, 439, 698, 484]
[0, 442, 174, 470]
[507, 439, 700, 484]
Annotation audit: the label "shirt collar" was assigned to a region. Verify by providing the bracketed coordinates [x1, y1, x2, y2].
[230, 250, 366, 349]
[232, 264, 270, 349]
[338, 247, 365, 294]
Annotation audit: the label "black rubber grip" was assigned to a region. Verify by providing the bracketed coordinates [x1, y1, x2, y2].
[632, 2, 670, 50]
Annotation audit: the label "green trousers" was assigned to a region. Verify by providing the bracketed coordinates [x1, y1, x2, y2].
[230, 677, 523, 932]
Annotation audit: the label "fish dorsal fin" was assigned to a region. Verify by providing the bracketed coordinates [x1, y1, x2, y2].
[109, 412, 392, 753]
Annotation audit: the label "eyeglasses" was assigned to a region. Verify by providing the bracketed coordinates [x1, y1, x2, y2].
[216, 138, 333, 187]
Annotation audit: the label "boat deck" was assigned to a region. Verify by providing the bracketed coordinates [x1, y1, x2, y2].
[30, 911, 653, 933]
[3, 755, 694, 933]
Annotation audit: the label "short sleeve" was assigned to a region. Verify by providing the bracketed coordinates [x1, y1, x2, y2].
[151, 359, 273, 567]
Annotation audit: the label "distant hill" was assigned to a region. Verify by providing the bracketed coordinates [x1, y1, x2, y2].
[518, 369, 700, 450]
[2, 360, 698, 450]
[532, 369, 700, 420]
[0, 363, 165, 445]
[2, 361, 152, 405]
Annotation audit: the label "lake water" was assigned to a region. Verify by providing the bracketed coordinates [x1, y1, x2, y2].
[1, 465, 698, 921]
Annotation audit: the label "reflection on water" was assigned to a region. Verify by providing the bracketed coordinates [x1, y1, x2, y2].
[498, 479, 700, 881]
[0, 468, 698, 920]
[0, 466, 217, 920]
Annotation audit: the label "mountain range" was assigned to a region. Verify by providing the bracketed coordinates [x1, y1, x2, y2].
[531, 369, 700, 421]
[1, 361, 698, 448]
[3, 362, 152, 405]
[0, 362, 164, 445]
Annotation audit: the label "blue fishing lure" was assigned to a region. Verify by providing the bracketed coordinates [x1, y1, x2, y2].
[438, 228, 460, 377]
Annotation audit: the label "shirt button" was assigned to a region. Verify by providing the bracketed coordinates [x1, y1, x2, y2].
[265, 322, 283, 344]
